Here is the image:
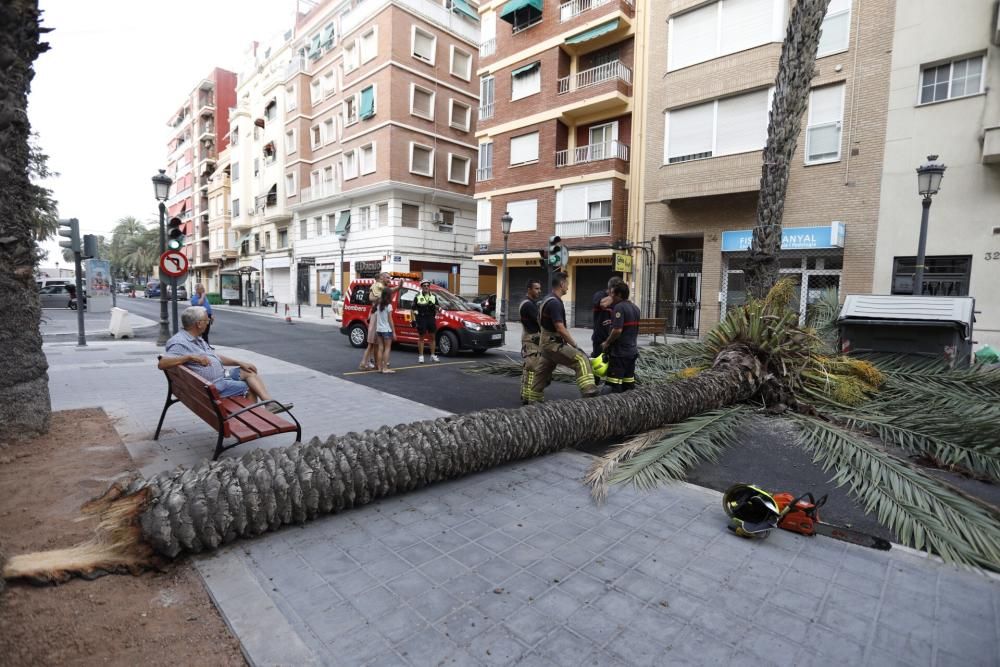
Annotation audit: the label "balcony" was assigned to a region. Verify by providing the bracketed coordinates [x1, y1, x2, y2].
[555, 140, 629, 167]
[480, 38, 496, 58]
[558, 60, 632, 94]
[298, 180, 341, 205]
[341, 0, 478, 44]
[197, 97, 215, 117]
[657, 151, 763, 201]
[984, 126, 1000, 164]
[476, 166, 493, 181]
[285, 55, 307, 80]
[198, 124, 215, 141]
[555, 217, 611, 238]
[478, 103, 494, 121]
[559, 0, 633, 22]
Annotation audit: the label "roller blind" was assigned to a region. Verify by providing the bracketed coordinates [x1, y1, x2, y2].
[556, 179, 612, 221]
[511, 62, 541, 100]
[411, 144, 432, 174]
[669, 4, 717, 70]
[720, 0, 774, 54]
[809, 84, 844, 125]
[510, 132, 539, 164]
[476, 199, 491, 230]
[666, 102, 714, 162]
[716, 88, 769, 155]
[505, 199, 537, 232]
[817, 0, 851, 55]
[413, 30, 434, 61]
[413, 87, 433, 116]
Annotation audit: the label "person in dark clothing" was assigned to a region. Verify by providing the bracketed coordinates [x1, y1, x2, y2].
[601, 282, 641, 392]
[533, 272, 597, 400]
[414, 280, 440, 363]
[591, 276, 625, 356]
[518, 279, 544, 404]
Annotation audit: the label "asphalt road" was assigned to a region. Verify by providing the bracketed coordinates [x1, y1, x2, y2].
[98, 296, 1000, 545]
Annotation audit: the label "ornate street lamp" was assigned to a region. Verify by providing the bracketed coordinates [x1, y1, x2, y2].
[912, 155, 946, 295]
[338, 234, 347, 294]
[499, 211, 513, 325]
[152, 169, 173, 345]
[259, 247, 267, 306]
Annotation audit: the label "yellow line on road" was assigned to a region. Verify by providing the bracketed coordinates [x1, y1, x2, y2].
[344, 360, 478, 375]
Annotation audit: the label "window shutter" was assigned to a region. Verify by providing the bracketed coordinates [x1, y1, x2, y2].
[413, 88, 432, 116]
[666, 102, 714, 162]
[505, 199, 537, 232]
[449, 156, 467, 182]
[807, 84, 844, 161]
[669, 4, 718, 70]
[453, 50, 471, 77]
[556, 183, 588, 222]
[412, 145, 431, 174]
[510, 132, 539, 164]
[476, 199, 491, 230]
[511, 63, 540, 99]
[414, 31, 434, 61]
[716, 89, 769, 155]
[402, 203, 420, 228]
[817, 0, 851, 55]
[809, 85, 843, 125]
[720, 0, 774, 55]
[360, 86, 375, 118]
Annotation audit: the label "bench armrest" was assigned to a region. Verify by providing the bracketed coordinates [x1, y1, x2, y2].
[227, 399, 302, 432]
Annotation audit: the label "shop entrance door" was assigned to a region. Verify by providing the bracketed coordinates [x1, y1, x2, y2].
[673, 272, 701, 334]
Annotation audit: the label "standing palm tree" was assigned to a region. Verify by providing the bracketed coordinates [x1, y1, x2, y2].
[0, 0, 51, 441]
[120, 227, 159, 282]
[745, 0, 831, 299]
[109, 216, 146, 281]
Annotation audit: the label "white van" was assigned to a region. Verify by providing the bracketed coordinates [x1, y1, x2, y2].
[36, 278, 73, 290]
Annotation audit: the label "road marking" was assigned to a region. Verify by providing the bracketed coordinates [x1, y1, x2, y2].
[344, 360, 477, 375]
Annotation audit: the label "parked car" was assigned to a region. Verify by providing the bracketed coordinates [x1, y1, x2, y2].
[145, 281, 160, 298]
[473, 294, 497, 316]
[340, 278, 505, 356]
[461, 297, 483, 313]
[167, 284, 188, 300]
[36, 278, 72, 290]
[38, 283, 72, 308]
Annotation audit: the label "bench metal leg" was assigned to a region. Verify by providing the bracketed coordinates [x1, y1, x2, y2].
[154, 392, 179, 441]
[212, 431, 226, 461]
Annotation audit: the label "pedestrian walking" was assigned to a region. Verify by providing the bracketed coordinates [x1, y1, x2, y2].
[374, 287, 396, 373]
[530, 272, 597, 400]
[601, 282, 641, 392]
[518, 279, 545, 404]
[190, 283, 214, 347]
[414, 280, 440, 363]
[359, 272, 391, 370]
[591, 276, 624, 357]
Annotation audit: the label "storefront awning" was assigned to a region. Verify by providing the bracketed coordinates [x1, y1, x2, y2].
[335, 212, 351, 236]
[237, 233, 252, 245]
[451, 0, 479, 21]
[499, 0, 542, 25]
[359, 86, 375, 119]
[511, 61, 540, 77]
[566, 19, 619, 44]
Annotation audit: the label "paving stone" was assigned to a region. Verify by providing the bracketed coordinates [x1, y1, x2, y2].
[437, 605, 494, 645]
[467, 627, 528, 666]
[660, 626, 734, 664]
[592, 589, 646, 621]
[373, 605, 427, 645]
[397, 541, 443, 568]
[351, 585, 400, 622]
[936, 648, 997, 667]
[455, 519, 495, 541]
[499, 571, 550, 602]
[427, 528, 474, 554]
[396, 626, 460, 666]
[531, 587, 585, 622]
[386, 569, 437, 600]
[364, 554, 413, 581]
[500, 543, 547, 568]
[442, 571, 494, 601]
[285, 583, 343, 619]
[477, 529, 521, 555]
[557, 572, 608, 605]
[809, 626, 866, 663]
[629, 604, 688, 646]
[501, 606, 559, 647]
[674, 568, 722, 598]
[767, 588, 823, 618]
[870, 623, 933, 664]
[605, 627, 673, 667]
[328, 568, 379, 599]
[472, 588, 522, 623]
[550, 542, 596, 568]
[307, 600, 369, 643]
[410, 588, 462, 624]
[419, 555, 468, 585]
[325, 626, 391, 665]
[475, 556, 522, 585]
[565, 604, 625, 647]
[536, 627, 599, 667]
[601, 541, 649, 569]
[452, 543, 496, 568]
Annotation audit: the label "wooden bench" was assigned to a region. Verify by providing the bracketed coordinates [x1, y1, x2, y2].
[154, 360, 301, 460]
[637, 318, 669, 344]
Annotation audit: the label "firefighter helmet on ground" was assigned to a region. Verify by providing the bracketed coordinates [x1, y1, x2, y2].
[591, 353, 609, 377]
[723, 483, 781, 539]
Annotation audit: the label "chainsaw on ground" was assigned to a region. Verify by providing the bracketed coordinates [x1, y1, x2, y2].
[723, 484, 891, 551]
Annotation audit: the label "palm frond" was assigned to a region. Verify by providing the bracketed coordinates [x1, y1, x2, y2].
[869, 355, 1000, 399]
[607, 406, 750, 493]
[791, 414, 1000, 571]
[804, 287, 841, 349]
[585, 427, 670, 504]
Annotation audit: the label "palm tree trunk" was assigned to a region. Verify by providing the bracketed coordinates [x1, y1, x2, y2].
[3, 347, 763, 580]
[746, 0, 831, 299]
[0, 0, 52, 440]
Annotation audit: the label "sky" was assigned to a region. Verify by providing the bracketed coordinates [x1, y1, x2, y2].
[31, 0, 299, 265]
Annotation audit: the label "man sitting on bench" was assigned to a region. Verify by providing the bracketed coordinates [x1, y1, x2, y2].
[159, 306, 293, 414]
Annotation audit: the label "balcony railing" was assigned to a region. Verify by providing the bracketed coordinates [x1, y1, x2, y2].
[254, 193, 278, 212]
[476, 228, 490, 244]
[478, 103, 494, 121]
[285, 55, 307, 79]
[560, 0, 617, 22]
[476, 166, 493, 181]
[479, 38, 496, 57]
[555, 217, 611, 238]
[557, 60, 632, 94]
[299, 180, 341, 204]
[555, 140, 630, 167]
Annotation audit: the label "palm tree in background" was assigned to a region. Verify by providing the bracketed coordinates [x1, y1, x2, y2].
[119, 226, 159, 283]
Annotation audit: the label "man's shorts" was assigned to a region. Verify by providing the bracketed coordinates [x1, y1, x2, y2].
[416, 317, 436, 335]
[214, 367, 249, 398]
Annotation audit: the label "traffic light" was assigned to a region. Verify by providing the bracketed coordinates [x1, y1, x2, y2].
[82, 234, 99, 259]
[58, 218, 80, 254]
[167, 217, 184, 250]
[547, 235, 567, 270]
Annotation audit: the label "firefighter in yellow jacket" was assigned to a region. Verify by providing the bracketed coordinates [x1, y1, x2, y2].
[530, 272, 597, 400]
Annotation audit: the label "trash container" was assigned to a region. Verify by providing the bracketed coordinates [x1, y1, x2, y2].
[108, 307, 133, 340]
[838, 295, 975, 367]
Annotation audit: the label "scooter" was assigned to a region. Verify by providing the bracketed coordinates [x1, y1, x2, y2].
[261, 292, 276, 307]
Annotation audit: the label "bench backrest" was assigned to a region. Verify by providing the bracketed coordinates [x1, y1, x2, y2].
[164, 363, 227, 435]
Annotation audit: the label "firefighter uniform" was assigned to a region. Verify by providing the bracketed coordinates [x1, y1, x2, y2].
[533, 294, 597, 399]
[605, 298, 641, 391]
[519, 297, 546, 403]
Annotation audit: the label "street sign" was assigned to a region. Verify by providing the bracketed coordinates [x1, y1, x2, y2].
[614, 252, 633, 273]
[160, 250, 189, 278]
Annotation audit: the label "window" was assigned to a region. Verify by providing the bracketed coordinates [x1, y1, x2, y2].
[411, 84, 435, 120]
[314, 216, 323, 236]
[285, 172, 296, 196]
[377, 202, 388, 227]
[359, 85, 376, 120]
[479, 75, 495, 119]
[477, 141, 493, 180]
[360, 143, 375, 175]
[358, 206, 371, 231]
[344, 97, 358, 125]
[664, 88, 771, 163]
[410, 143, 434, 176]
[402, 203, 420, 228]
[891, 256, 971, 296]
[817, 0, 851, 57]
[343, 149, 358, 179]
[311, 124, 322, 149]
[321, 22, 335, 48]
[449, 100, 471, 131]
[440, 209, 455, 229]
[323, 165, 333, 184]
[450, 46, 472, 80]
[328, 215, 337, 234]
[299, 219, 308, 240]
[668, 0, 785, 71]
[511, 62, 541, 100]
[412, 27, 436, 64]
[448, 153, 470, 184]
[322, 69, 335, 97]
[323, 118, 335, 144]
[588, 200, 611, 219]
[230, 128, 239, 146]
[510, 131, 539, 165]
[285, 85, 297, 112]
[556, 180, 612, 223]
[285, 129, 296, 154]
[310, 169, 321, 190]
[264, 99, 277, 121]
[265, 231, 271, 249]
[805, 84, 845, 164]
[232, 162, 240, 181]
[360, 27, 377, 64]
[505, 199, 537, 232]
[254, 233, 260, 251]
[232, 198, 240, 217]
[278, 229, 288, 248]
[311, 79, 323, 106]
[344, 41, 359, 72]
[920, 55, 985, 104]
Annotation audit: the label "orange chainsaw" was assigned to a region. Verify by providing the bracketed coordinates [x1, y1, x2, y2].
[773, 492, 891, 551]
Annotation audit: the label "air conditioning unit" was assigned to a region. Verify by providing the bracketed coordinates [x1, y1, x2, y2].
[431, 212, 443, 223]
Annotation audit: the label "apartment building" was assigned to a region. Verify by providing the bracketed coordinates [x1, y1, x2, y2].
[228, 35, 297, 303]
[872, 0, 1000, 349]
[636, 0, 894, 336]
[285, 0, 482, 305]
[205, 145, 236, 296]
[164, 67, 237, 293]
[474, 0, 637, 326]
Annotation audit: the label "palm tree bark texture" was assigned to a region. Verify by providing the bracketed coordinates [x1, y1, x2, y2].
[746, 0, 831, 299]
[0, 0, 52, 441]
[3, 347, 763, 580]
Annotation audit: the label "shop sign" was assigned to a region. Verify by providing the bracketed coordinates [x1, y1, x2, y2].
[613, 253, 633, 273]
[356, 260, 382, 278]
[573, 256, 613, 266]
[299, 256, 316, 265]
[721, 222, 846, 251]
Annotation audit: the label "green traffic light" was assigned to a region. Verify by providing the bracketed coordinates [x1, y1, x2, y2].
[167, 238, 183, 250]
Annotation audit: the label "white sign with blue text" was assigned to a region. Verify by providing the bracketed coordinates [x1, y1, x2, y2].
[721, 222, 846, 251]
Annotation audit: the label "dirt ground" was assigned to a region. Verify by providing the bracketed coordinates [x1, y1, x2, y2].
[0, 409, 245, 667]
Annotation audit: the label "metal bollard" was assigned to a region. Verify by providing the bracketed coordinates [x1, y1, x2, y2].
[298, 304, 301, 318]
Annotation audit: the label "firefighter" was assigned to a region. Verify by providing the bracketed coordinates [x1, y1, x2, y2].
[533, 272, 597, 399]
[519, 279, 545, 404]
[601, 282, 641, 392]
[415, 280, 440, 363]
[591, 276, 624, 357]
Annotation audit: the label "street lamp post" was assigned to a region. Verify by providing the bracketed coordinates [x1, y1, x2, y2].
[152, 169, 173, 345]
[499, 211, 513, 325]
[259, 247, 266, 306]
[913, 155, 947, 296]
[338, 235, 347, 293]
